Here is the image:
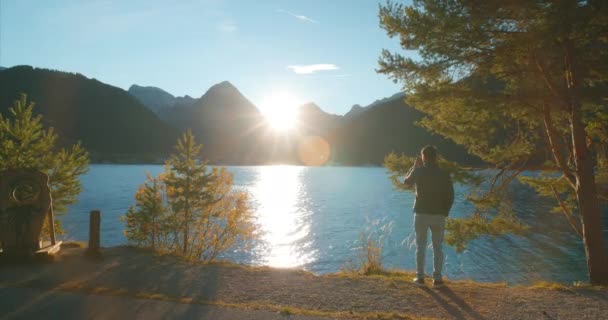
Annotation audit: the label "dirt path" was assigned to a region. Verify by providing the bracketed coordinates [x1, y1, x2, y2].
[0, 286, 331, 320]
[1, 246, 606, 320]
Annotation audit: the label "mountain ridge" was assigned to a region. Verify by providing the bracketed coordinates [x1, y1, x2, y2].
[0, 65, 479, 165]
[0, 66, 177, 162]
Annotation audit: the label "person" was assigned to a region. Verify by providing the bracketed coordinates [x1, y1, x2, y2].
[402, 145, 454, 288]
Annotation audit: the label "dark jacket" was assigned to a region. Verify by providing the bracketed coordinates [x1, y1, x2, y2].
[403, 163, 454, 216]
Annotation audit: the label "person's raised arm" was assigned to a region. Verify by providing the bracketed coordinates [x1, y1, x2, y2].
[402, 157, 422, 187]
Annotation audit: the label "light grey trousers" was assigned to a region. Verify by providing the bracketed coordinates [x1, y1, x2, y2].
[414, 213, 446, 280]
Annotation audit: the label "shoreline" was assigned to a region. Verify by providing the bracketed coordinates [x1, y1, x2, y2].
[87, 161, 386, 168]
[1, 244, 606, 319]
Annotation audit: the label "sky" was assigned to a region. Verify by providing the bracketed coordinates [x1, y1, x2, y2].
[0, 0, 413, 115]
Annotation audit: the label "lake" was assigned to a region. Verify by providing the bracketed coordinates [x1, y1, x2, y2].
[61, 165, 605, 285]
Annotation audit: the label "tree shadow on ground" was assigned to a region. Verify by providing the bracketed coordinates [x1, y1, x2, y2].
[0, 246, 223, 319]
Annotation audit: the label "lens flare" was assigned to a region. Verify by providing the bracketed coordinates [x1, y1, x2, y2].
[298, 136, 330, 166]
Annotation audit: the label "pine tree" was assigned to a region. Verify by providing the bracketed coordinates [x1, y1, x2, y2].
[164, 130, 215, 255]
[123, 173, 170, 250]
[378, 1, 608, 284]
[0, 94, 89, 237]
[123, 130, 256, 261]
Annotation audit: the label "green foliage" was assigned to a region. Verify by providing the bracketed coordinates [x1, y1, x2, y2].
[384, 152, 482, 191]
[123, 130, 256, 262]
[123, 173, 170, 250]
[164, 130, 216, 255]
[385, 151, 527, 249]
[378, 0, 608, 255]
[446, 215, 528, 253]
[0, 94, 89, 237]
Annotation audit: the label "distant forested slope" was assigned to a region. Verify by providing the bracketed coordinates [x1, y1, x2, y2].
[0, 66, 177, 161]
[328, 96, 481, 166]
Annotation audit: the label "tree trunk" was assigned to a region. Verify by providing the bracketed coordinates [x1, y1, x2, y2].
[570, 94, 608, 286]
[183, 202, 189, 255]
[183, 156, 191, 255]
[151, 215, 155, 251]
[564, 42, 608, 285]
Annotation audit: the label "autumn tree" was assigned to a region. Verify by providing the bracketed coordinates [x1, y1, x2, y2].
[378, 0, 608, 284]
[124, 130, 256, 261]
[123, 173, 170, 250]
[0, 94, 89, 237]
[164, 130, 216, 255]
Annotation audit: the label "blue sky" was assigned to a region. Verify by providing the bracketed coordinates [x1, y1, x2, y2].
[1, 0, 413, 115]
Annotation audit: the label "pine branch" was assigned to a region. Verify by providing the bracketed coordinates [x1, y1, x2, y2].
[550, 184, 583, 237]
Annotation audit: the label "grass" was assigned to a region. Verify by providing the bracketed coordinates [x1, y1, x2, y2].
[61, 241, 87, 249]
[279, 307, 294, 315]
[114, 245, 316, 276]
[335, 268, 415, 282]
[340, 234, 386, 276]
[527, 281, 570, 291]
[525, 280, 608, 292]
[339, 268, 607, 292]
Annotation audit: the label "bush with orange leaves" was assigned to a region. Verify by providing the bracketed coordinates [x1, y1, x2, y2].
[123, 130, 257, 262]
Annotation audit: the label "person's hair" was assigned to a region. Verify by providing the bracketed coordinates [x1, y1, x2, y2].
[421, 145, 438, 162]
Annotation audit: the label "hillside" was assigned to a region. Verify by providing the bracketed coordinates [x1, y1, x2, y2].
[130, 81, 480, 166]
[0, 66, 177, 161]
[128, 84, 196, 117]
[328, 95, 480, 165]
[297, 102, 342, 137]
[161, 81, 271, 164]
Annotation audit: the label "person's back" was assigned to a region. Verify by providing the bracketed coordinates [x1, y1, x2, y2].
[403, 145, 454, 287]
[412, 164, 453, 217]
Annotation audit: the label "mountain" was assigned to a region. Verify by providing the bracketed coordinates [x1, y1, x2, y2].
[161, 81, 272, 164]
[128, 85, 178, 114]
[130, 80, 478, 166]
[328, 93, 480, 166]
[0, 66, 177, 161]
[367, 92, 406, 108]
[128, 84, 196, 117]
[0, 67, 6, 71]
[296, 102, 342, 137]
[344, 104, 367, 119]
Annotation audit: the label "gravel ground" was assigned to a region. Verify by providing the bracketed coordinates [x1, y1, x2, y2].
[0, 246, 606, 320]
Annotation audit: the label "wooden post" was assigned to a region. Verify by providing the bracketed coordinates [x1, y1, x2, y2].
[87, 210, 101, 256]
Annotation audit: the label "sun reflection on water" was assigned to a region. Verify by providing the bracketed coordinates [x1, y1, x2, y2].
[252, 166, 314, 268]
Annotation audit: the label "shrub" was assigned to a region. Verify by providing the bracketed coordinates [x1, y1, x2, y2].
[123, 130, 256, 262]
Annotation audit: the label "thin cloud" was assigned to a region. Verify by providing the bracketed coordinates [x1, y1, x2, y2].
[288, 64, 339, 74]
[277, 9, 318, 24]
[218, 20, 237, 33]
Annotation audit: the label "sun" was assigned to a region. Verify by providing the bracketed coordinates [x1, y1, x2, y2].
[260, 91, 300, 131]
